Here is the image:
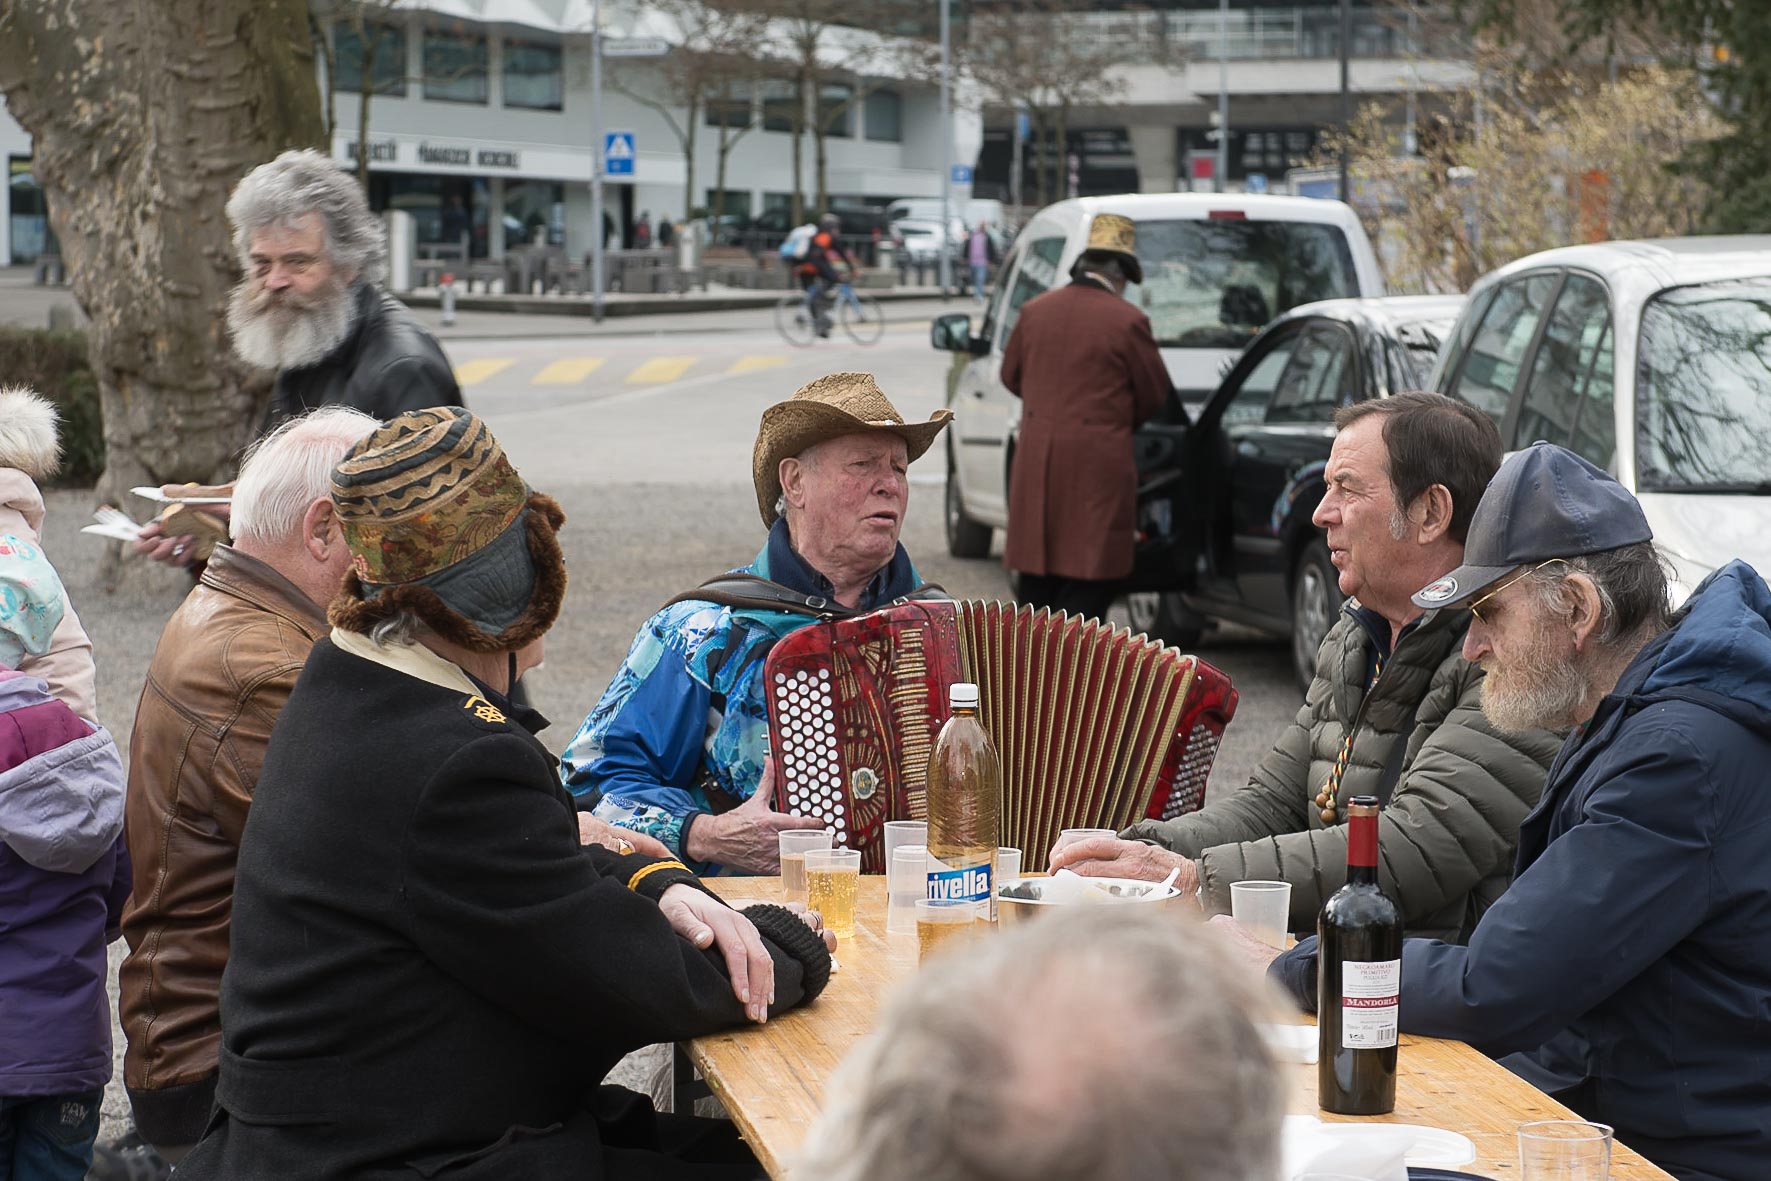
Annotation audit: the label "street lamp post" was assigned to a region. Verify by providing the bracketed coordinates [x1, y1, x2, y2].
[590, 0, 607, 322]
[938, 0, 952, 297]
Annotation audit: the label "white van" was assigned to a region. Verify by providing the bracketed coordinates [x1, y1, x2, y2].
[930, 193, 1384, 538]
[888, 197, 1006, 233]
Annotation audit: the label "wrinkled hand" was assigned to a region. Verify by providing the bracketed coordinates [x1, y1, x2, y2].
[1048, 836, 1197, 891]
[1207, 914, 1286, 977]
[658, 883, 775, 1023]
[682, 757, 825, 873]
[577, 813, 671, 859]
[130, 483, 233, 569]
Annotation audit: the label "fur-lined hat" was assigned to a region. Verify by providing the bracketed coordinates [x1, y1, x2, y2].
[0, 387, 62, 481]
[327, 408, 566, 652]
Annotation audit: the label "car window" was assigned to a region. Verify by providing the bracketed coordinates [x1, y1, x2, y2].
[1267, 325, 1356, 424]
[1450, 274, 1558, 424]
[1637, 278, 1771, 491]
[1221, 328, 1304, 425]
[999, 236, 1065, 341]
[1514, 275, 1612, 455]
[980, 244, 1020, 344]
[1123, 219, 1359, 349]
[1567, 322, 1615, 467]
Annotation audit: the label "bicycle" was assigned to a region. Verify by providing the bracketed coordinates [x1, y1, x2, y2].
[774, 281, 885, 347]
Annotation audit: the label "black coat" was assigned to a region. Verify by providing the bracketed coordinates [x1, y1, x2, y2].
[177, 638, 820, 1181]
[266, 284, 462, 429]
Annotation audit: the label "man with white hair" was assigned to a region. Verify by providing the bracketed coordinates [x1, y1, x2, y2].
[795, 908, 1285, 1181]
[226, 147, 461, 426]
[108, 406, 380, 1168]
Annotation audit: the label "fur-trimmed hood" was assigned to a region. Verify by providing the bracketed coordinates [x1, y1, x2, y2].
[0, 388, 62, 483]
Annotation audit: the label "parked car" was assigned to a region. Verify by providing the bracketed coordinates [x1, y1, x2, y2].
[892, 217, 955, 264]
[933, 293, 1462, 688]
[1428, 236, 1771, 606]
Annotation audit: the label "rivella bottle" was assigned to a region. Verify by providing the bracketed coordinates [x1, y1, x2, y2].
[926, 682, 1002, 922]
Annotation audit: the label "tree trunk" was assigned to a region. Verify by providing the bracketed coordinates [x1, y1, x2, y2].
[357, 27, 375, 188]
[0, 0, 325, 521]
[684, 97, 699, 218]
[312, 12, 337, 136]
[1033, 116, 1051, 207]
[814, 120, 829, 213]
[789, 71, 807, 224]
[1055, 104, 1070, 199]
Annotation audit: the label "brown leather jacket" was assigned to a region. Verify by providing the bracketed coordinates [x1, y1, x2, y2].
[119, 546, 327, 1096]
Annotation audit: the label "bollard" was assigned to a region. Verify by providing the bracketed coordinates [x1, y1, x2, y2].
[440, 272, 457, 327]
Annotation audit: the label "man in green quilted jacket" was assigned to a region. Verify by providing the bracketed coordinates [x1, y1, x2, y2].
[1052, 392, 1559, 941]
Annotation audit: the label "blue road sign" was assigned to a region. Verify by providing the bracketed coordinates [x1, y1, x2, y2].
[604, 131, 635, 177]
[951, 164, 973, 184]
[1015, 111, 1031, 141]
[1246, 172, 1269, 194]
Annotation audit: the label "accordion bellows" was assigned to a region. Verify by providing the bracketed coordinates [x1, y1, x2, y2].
[764, 600, 1239, 871]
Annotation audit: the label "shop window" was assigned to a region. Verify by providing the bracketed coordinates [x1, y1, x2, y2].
[819, 84, 853, 138]
[504, 40, 562, 110]
[336, 20, 407, 96]
[706, 81, 754, 129]
[425, 29, 488, 104]
[761, 81, 799, 133]
[865, 90, 902, 142]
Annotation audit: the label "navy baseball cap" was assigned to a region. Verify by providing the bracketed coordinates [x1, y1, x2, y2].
[1412, 442, 1652, 610]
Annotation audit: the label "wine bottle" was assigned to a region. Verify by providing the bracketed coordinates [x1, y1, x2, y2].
[1318, 794, 1402, 1115]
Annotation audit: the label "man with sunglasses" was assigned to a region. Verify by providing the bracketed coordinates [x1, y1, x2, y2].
[1054, 393, 1559, 941]
[1245, 442, 1771, 1181]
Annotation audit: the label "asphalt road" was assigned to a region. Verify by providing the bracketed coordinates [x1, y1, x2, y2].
[55, 303, 1299, 1146]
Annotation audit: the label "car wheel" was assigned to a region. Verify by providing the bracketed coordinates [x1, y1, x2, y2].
[1125, 592, 1205, 648]
[1291, 540, 1344, 693]
[944, 453, 993, 558]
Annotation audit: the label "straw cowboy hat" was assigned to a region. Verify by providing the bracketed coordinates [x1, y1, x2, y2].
[753, 372, 952, 526]
[1074, 212, 1143, 285]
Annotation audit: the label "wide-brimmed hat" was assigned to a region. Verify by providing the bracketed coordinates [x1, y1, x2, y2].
[752, 373, 952, 526]
[1074, 213, 1143, 285]
[328, 408, 567, 652]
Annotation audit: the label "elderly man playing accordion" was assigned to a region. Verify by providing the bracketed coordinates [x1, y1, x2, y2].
[562, 373, 951, 874]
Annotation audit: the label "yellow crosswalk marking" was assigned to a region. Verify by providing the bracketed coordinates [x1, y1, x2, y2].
[453, 358, 514, 386]
[626, 356, 697, 384]
[727, 355, 787, 375]
[533, 357, 607, 385]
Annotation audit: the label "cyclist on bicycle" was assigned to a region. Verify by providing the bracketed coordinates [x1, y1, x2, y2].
[796, 213, 856, 338]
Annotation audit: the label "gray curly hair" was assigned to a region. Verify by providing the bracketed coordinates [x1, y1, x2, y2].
[226, 149, 388, 285]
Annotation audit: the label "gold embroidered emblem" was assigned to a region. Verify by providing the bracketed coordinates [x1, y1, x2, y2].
[463, 695, 506, 724]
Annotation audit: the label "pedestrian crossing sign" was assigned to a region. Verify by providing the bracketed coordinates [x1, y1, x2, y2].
[605, 131, 635, 177]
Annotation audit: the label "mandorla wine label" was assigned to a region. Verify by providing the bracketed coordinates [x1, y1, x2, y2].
[1341, 959, 1401, 1049]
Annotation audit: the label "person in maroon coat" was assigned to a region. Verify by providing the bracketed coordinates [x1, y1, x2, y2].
[1000, 213, 1172, 620]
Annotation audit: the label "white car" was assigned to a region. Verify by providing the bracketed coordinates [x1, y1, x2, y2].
[931, 193, 1385, 551]
[1429, 237, 1771, 604]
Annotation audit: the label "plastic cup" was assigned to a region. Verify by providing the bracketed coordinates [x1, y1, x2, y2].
[915, 898, 980, 962]
[1518, 1120, 1612, 1180]
[1230, 881, 1292, 948]
[1049, 828, 1118, 869]
[805, 848, 861, 940]
[887, 844, 928, 935]
[996, 847, 1022, 882]
[778, 829, 833, 907]
[884, 820, 928, 868]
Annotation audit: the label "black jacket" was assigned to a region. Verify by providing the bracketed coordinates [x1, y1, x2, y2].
[177, 637, 826, 1181]
[266, 284, 462, 428]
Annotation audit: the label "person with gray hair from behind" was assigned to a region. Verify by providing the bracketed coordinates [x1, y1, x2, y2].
[796, 909, 1285, 1181]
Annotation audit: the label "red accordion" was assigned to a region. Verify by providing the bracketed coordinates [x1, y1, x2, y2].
[764, 600, 1238, 871]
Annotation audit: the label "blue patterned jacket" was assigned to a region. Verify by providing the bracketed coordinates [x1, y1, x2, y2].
[560, 520, 924, 872]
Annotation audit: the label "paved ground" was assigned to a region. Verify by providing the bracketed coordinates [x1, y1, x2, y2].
[22, 281, 1301, 1150]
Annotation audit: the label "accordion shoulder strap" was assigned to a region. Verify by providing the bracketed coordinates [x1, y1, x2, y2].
[661, 573, 947, 622]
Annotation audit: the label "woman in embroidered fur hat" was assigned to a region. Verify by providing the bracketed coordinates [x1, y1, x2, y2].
[178, 407, 834, 1181]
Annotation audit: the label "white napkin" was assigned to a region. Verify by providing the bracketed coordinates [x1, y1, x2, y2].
[1259, 1023, 1319, 1064]
[1280, 1114, 1414, 1181]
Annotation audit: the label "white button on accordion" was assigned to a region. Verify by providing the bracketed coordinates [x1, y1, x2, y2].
[764, 600, 1238, 871]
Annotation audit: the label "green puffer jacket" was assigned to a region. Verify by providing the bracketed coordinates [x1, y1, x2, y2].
[1125, 604, 1560, 941]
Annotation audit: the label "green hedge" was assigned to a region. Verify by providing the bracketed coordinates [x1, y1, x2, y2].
[0, 325, 103, 488]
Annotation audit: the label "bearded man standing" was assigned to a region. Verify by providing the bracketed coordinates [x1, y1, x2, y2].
[135, 150, 461, 567]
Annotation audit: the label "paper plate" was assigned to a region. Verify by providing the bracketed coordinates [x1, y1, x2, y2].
[1394, 1125, 1478, 1167]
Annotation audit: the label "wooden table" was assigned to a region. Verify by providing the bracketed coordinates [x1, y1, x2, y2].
[691, 877, 1674, 1180]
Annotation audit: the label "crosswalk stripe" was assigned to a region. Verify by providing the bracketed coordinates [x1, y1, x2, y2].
[727, 355, 787, 375]
[626, 356, 697, 384]
[533, 357, 607, 385]
[453, 358, 514, 386]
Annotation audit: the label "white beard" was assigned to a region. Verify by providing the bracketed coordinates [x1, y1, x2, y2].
[227, 274, 357, 372]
